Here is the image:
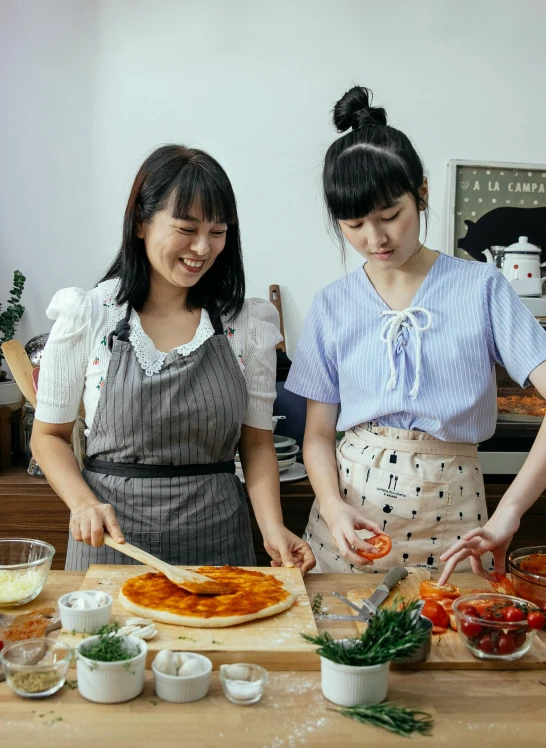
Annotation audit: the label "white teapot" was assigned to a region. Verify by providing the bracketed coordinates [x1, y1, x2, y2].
[482, 236, 546, 297]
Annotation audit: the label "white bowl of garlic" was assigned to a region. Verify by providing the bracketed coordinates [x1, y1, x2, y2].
[152, 649, 212, 703]
[58, 590, 112, 632]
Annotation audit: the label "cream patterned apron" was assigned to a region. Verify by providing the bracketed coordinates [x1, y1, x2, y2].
[305, 422, 494, 574]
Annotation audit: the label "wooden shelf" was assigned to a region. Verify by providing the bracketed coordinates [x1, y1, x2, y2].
[1, 465, 544, 570]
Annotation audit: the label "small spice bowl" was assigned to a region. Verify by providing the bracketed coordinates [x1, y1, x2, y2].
[0, 638, 71, 698]
[219, 663, 269, 705]
[58, 590, 112, 632]
[152, 653, 212, 703]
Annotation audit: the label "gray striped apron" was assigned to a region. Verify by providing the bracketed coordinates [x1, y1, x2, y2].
[65, 306, 256, 570]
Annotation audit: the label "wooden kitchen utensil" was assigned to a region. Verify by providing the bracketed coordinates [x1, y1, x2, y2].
[269, 285, 291, 381]
[1, 340, 37, 407]
[102, 534, 233, 595]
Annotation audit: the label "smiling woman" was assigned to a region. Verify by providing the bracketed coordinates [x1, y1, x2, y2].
[30, 144, 315, 575]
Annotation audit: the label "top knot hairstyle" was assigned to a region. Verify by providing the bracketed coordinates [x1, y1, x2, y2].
[324, 86, 428, 237]
[101, 144, 245, 319]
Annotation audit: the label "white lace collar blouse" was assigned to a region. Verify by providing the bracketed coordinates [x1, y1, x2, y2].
[35, 279, 282, 433]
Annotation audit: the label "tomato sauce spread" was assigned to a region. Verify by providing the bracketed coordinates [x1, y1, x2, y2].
[121, 566, 290, 619]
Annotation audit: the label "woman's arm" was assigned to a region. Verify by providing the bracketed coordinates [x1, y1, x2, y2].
[238, 424, 315, 573]
[439, 360, 546, 583]
[31, 420, 124, 547]
[303, 400, 382, 567]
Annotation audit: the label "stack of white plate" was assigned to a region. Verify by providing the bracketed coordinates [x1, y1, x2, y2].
[234, 435, 306, 482]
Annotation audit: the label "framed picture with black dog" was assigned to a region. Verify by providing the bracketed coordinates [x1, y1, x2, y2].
[446, 160, 546, 261]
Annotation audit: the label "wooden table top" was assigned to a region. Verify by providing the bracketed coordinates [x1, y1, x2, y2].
[1, 571, 545, 747]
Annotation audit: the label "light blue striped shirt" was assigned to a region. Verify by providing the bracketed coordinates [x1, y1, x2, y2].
[285, 253, 546, 443]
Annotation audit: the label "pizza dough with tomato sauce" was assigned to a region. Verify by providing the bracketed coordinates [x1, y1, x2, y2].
[119, 566, 296, 627]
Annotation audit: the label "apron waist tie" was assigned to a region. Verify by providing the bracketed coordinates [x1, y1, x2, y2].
[85, 458, 236, 478]
[353, 429, 478, 458]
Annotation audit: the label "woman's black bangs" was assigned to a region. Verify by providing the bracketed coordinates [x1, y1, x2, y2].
[326, 145, 413, 221]
[169, 163, 238, 226]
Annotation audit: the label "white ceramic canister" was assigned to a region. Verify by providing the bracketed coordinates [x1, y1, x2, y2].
[319, 657, 389, 707]
[76, 635, 147, 703]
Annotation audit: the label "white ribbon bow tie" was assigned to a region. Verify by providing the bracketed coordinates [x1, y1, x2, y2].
[380, 306, 432, 398]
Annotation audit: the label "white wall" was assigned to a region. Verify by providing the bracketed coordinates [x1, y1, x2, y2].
[2, 0, 546, 354]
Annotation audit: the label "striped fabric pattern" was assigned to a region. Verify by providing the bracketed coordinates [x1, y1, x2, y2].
[65, 332, 256, 570]
[285, 253, 546, 443]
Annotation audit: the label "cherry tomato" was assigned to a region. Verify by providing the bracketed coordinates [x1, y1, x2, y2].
[457, 604, 479, 618]
[356, 533, 392, 561]
[527, 611, 545, 630]
[503, 605, 525, 623]
[420, 581, 461, 600]
[479, 609, 494, 622]
[0, 640, 3, 653]
[513, 631, 527, 648]
[460, 619, 483, 638]
[421, 599, 450, 629]
[496, 633, 516, 655]
[477, 633, 496, 654]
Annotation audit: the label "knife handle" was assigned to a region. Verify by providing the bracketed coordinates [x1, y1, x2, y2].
[380, 566, 408, 592]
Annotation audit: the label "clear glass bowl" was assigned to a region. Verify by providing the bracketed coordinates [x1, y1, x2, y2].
[219, 663, 268, 705]
[508, 546, 546, 610]
[0, 638, 72, 698]
[0, 539, 55, 606]
[453, 593, 540, 662]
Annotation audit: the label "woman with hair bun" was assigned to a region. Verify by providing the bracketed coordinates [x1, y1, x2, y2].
[286, 86, 546, 582]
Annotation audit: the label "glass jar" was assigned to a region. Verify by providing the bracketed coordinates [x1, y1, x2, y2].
[21, 402, 44, 477]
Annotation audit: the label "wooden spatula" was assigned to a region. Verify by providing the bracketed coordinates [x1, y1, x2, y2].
[1, 340, 37, 407]
[102, 534, 233, 595]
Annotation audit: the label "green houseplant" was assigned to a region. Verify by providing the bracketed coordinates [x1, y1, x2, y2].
[0, 270, 26, 381]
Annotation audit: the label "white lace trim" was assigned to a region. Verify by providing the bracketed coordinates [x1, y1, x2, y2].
[128, 308, 215, 377]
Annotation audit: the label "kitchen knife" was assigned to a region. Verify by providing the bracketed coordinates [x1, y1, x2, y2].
[357, 566, 409, 621]
[320, 566, 409, 622]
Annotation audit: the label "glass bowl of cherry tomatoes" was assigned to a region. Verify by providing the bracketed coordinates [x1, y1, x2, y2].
[452, 593, 545, 662]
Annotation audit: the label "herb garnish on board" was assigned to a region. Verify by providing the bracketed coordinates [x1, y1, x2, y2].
[333, 702, 434, 738]
[80, 623, 140, 663]
[302, 599, 429, 666]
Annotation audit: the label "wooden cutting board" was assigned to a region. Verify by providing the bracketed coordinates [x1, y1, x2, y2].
[57, 565, 320, 670]
[346, 568, 546, 670]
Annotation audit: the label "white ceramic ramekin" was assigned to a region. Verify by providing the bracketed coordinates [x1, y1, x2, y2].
[76, 635, 147, 704]
[320, 657, 389, 707]
[152, 653, 212, 703]
[58, 590, 112, 633]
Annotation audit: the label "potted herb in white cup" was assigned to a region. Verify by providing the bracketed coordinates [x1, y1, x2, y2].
[76, 623, 147, 703]
[303, 600, 428, 707]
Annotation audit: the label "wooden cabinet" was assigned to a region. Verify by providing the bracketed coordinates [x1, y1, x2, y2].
[1, 466, 544, 569]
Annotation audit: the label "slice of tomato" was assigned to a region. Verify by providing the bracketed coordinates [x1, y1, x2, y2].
[489, 573, 515, 596]
[420, 581, 461, 600]
[421, 599, 450, 629]
[436, 598, 454, 615]
[356, 533, 392, 561]
[449, 613, 458, 631]
[432, 625, 448, 635]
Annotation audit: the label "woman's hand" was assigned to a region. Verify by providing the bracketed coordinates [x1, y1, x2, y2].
[70, 502, 125, 548]
[321, 500, 383, 568]
[438, 505, 521, 585]
[263, 526, 316, 574]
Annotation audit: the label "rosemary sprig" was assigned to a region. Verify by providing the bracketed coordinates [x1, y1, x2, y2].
[80, 623, 140, 663]
[311, 593, 324, 616]
[302, 599, 428, 666]
[333, 702, 434, 738]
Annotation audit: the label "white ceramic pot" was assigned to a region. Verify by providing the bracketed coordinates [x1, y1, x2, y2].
[0, 378, 22, 411]
[76, 635, 147, 703]
[320, 657, 389, 707]
[152, 653, 212, 703]
[58, 591, 113, 633]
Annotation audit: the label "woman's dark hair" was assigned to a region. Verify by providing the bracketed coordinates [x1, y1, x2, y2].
[323, 86, 428, 250]
[100, 144, 245, 319]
